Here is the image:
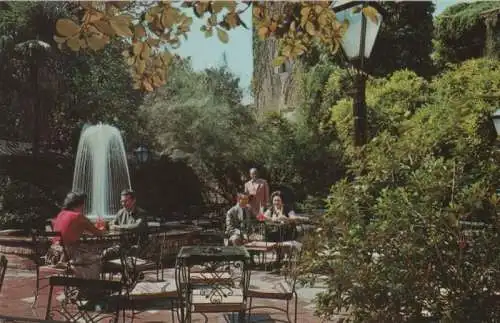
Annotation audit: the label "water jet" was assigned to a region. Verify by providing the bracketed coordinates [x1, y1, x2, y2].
[72, 123, 131, 220]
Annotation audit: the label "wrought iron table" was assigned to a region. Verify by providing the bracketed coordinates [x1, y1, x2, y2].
[176, 246, 251, 323]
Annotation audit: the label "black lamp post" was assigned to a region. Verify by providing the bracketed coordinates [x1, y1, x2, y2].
[134, 145, 150, 165]
[332, 1, 384, 146]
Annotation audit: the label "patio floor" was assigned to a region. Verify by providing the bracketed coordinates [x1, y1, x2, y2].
[0, 257, 347, 322]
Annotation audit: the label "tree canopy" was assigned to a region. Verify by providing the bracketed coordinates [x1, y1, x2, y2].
[369, 1, 434, 77]
[303, 58, 500, 322]
[0, 1, 145, 153]
[433, 1, 499, 68]
[0, 1, 147, 228]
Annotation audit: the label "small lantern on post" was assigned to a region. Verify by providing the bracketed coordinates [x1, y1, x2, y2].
[134, 145, 150, 165]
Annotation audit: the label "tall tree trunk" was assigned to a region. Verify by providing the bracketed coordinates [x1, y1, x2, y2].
[253, 2, 292, 115]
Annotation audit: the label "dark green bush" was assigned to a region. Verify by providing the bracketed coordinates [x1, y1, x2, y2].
[303, 59, 500, 322]
[0, 177, 58, 231]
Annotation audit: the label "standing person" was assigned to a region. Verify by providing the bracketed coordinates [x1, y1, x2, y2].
[244, 167, 270, 216]
[225, 193, 252, 246]
[51, 192, 104, 279]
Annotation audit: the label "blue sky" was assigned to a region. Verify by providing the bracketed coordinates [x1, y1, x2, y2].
[176, 1, 463, 105]
[175, 5, 253, 104]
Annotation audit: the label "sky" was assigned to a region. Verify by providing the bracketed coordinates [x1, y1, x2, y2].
[174, 5, 253, 104]
[175, 1, 465, 105]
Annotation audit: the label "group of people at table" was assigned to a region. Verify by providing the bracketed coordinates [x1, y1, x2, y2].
[50, 189, 145, 279]
[48, 167, 308, 281]
[226, 168, 309, 246]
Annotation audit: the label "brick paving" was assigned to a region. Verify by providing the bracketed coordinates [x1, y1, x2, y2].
[0, 260, 342, 323]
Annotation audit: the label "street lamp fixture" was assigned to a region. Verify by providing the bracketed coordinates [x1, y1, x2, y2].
[332, 1, 384, 146]
[492, 109, 500, 136]
[134, 145, 150, 164]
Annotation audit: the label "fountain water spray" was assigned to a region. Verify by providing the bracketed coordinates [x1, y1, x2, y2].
[72, 123, 131, 220]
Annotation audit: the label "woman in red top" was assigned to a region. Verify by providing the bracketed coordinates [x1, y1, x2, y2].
[52, 192, 104, 279]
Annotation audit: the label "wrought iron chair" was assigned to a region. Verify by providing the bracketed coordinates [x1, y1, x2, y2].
[103, 227, 173, 282]
[118, 246, 181, 322]
[247, 241, 302, 323]
[0, 254, 8, 293]
[45, 276, 123, 323]
[176, 247, 251, 323]
[30, 231, 72, 307]
[137, 227, 172, 281]
[99, 231, 139, 280]
[244, 221, 277, 269]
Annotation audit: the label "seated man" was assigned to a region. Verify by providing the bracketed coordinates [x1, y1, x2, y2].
[110, 189, 146, 231]
[225, 193, 252, 246]
[103, 189, 147, 261]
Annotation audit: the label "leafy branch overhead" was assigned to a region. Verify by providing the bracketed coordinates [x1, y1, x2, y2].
[54, 1, 250, 92]
[252, 1, 349, 67]
[53, 1, 368, 92]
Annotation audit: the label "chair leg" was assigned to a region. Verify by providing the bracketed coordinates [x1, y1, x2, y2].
[285, 299, 292, 323]
[131, 300, 136, 323]
[45, 285, 54, 320]
[170, 300, 175, 323]
[178, 299, 185, 323]
[32, 268, 39, 308]
[238, 310, 245, 323]
[247, 297, 253, 322]
[294, 292, 298, 323]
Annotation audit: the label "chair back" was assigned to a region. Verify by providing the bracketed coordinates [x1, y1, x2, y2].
[249, 221, 266, 241]
[281, 241, 303, 292]
[0, 254, 8, 293]
[30, 231, 69, 267]
[118, 246, 142, 294]
[76, 232, 135, 270]
[45, 276, 122, 323]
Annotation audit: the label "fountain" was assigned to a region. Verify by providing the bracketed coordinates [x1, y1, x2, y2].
[72, 123, 131, 220]
[0, 123, 205, 269]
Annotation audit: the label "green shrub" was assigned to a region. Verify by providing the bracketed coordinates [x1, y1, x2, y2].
[303, 59, 500, 322]
[433, 2, 498, 69]
[0, 177, 57, 231]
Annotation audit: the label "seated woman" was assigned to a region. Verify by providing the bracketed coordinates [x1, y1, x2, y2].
[263, 191, 308, 241]
[52, 192, 105, 279]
